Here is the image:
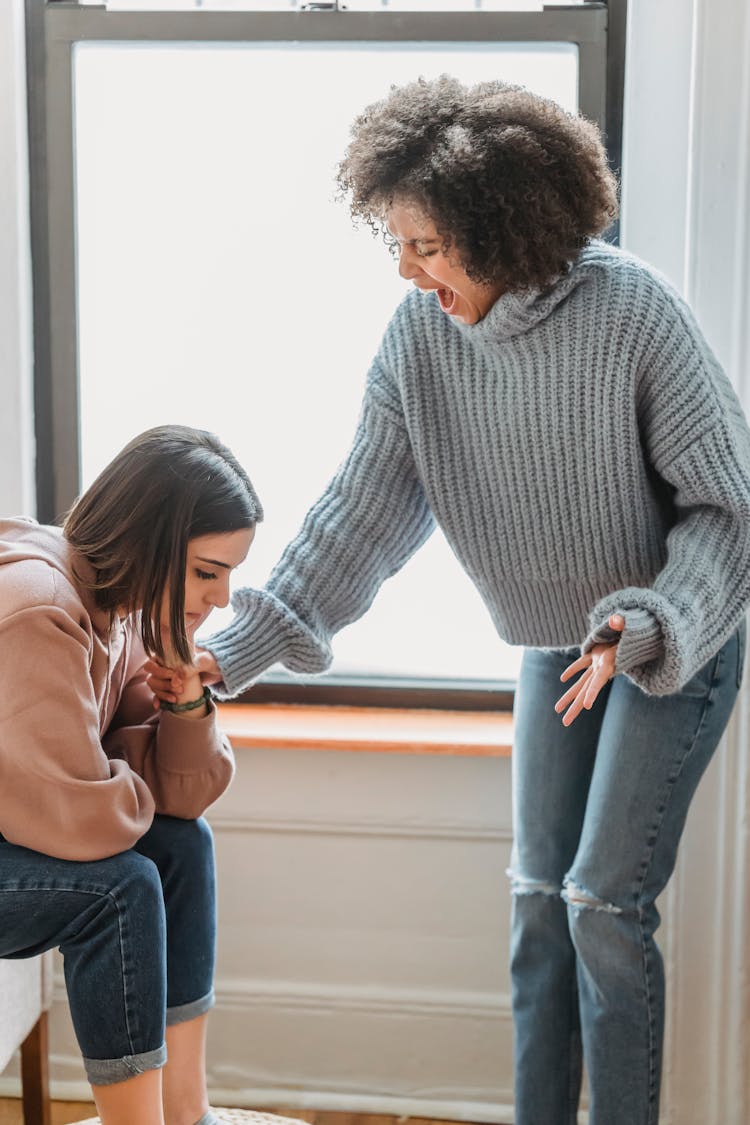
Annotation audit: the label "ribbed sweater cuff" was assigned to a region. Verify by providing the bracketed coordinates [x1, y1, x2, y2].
[582, 606, 663, 676]
[200, 590, 332, 699]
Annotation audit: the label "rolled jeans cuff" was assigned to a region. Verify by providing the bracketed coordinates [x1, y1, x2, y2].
[166, 987, 214, 1026]
[83, 1043, 167, 1087]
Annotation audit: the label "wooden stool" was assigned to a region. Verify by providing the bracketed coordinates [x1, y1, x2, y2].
[72, 1112, 310, 1125]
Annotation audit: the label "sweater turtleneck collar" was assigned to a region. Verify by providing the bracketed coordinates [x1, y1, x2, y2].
[454, 239, 609, 344]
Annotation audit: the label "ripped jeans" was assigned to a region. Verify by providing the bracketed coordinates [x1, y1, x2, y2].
[508, 624, 745, 1125]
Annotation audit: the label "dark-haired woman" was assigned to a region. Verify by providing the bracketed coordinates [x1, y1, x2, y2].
[156, 79, 750, 1123]
[0, 425, 262, 1125]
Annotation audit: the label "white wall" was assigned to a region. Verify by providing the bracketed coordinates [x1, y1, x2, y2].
[616, 3, 750, 1122]
[0, 0, 35, 517]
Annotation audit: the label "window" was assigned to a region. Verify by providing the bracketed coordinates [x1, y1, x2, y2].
[27, 1, 624, 705]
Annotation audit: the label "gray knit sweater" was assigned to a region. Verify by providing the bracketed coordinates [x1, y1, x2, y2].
[206, 240, 750, 697]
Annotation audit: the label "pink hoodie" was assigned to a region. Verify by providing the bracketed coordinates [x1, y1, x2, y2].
[0, 518, 234, 861]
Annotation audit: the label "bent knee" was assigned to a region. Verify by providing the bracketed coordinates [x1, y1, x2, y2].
[113, 850, 164, 905]
[146, 813, 213, 853]
[156, 814, 212, 844]
[562, 876, 624, 916]
[507, 867, 563, 898]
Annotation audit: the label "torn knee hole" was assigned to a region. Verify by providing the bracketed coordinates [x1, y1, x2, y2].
[562, 879, 623, 915]
[506, 869, 561, 897]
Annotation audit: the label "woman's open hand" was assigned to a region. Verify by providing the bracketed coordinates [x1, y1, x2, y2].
[554, 614, 624, 726]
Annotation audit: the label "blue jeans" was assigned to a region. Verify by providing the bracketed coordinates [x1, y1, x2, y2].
[0, 815, 216, 1085]
[509, 625, 744, 1125]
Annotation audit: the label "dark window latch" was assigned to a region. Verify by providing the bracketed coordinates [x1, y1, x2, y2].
[299, 2, 347, 11]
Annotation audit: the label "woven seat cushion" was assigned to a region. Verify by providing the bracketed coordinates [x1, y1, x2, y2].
[72, 1111, 310, 1125]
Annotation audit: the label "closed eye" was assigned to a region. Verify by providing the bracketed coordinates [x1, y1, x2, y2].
[195, 568, 217, 581]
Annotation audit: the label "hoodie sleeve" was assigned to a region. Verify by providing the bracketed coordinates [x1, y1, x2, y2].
[103, 631, 234, 820]
[0, 577, 157, 861]
[582, 281, 750, 694]
[202, 356, 437, 697]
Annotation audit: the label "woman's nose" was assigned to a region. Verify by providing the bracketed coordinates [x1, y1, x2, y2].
[208, 580, 230, 610]
[398, 245, 421, 281]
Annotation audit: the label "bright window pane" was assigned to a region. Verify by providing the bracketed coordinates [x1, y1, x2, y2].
[75, 41, 577, 681]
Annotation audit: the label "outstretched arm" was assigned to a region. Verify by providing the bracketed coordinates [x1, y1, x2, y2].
[202, 361, 436, 697]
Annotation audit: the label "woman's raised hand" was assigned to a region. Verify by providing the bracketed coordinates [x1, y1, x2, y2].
[145, 648, 222, 708]
[554, 614, 624, 726]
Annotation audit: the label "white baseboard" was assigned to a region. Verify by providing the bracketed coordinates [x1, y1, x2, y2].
[43, 974, 515, 1108]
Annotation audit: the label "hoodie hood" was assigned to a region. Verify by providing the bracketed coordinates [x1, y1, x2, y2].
[0, 517, 110, 636]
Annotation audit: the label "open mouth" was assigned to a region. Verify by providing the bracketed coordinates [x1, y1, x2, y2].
[437, 287, 457, 315]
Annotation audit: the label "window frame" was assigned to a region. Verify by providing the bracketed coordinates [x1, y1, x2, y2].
[25, 0, 626, 710]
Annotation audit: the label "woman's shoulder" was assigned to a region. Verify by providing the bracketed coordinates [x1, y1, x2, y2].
[575, 239, 686, 310]
[0, 519, 84, 622]
[568, 241, 708, 359]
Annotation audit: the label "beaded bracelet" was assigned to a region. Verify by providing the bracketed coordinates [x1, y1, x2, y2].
[160, 685, 213, 714]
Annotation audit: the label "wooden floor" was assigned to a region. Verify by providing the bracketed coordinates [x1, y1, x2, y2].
[0, 1100, 97, 1125]
[0, 1102, 475, 1125]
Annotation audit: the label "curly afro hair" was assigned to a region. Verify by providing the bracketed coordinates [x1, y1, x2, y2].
[336, 75, 619, 293]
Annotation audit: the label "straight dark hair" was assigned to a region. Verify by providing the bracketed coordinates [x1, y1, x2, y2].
[64, 425, 263, 665]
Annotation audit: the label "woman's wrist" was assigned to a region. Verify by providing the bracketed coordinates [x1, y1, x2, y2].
[163, 672, 210, 719]
[174, 670, 202, 702]
[160, 684, 211, 719]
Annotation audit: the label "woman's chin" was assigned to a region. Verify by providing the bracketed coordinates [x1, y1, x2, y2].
[185, 612, 210, 631]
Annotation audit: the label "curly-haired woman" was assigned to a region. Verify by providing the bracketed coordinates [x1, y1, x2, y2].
[151, 78, 750, 1124]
